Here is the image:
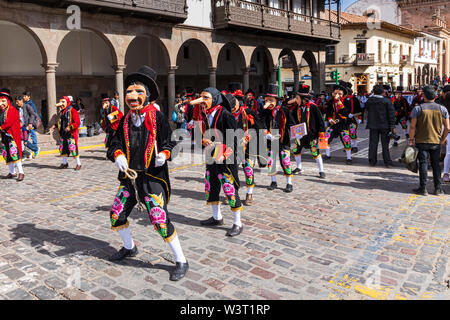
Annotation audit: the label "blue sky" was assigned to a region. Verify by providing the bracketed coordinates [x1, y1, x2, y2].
[341, 0, 359, 11]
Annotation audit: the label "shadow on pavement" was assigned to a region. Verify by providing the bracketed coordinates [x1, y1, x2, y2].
[304, 176, 415, 194]
[8, 223, 175, 274]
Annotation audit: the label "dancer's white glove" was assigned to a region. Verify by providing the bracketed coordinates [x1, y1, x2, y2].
[266, 133, 273, 140]
[357, 119, 362, 125]
[155, 152, 167, 167]
[115, 155, 128, 172]
[348, 113, 354, 119]
[107, 114, 114, 121]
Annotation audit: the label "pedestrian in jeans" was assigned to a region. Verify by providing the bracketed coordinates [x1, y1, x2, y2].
[409, 86, 450, 196]
[365, 85, 397, 167]
[23, 91, 40, 157]
[15, 96, 39, 158]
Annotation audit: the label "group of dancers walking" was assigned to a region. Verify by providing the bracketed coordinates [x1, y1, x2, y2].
[0, 65, 423, 282]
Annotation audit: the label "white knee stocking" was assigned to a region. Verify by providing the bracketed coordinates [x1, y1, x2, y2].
[118, 227, 135, 250]
[167, 235, 187, 263]
[212, 204, 223, 221]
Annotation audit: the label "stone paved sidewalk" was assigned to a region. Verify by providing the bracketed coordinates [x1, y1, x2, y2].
[0, 128, 448, 300]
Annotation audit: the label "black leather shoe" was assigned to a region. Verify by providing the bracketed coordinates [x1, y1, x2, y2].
[285, 184, 293, 193]
[200, 217, 224, 226]
[324, 155, 331, 160]
[226, 224, 243, 237]
[351, 147, 359, 153]
[109, 246, 138, 261]
[292, 168, 303, 175]
[58, 163, 69, 169]
[434, 188, 444, 196]
[3, 173, 17, 179]
[413, 188, 428, 196]
[319, 172, 326, 179]
[346, 159, 353, 165]
[268, 182, 277, 190]
[170, 261, 189, 281]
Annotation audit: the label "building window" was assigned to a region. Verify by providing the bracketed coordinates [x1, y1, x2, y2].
[388, 43, 392, 64]
[378, 40, 383, 63]
[356, 40, 366, 54]
[409, 46, 412, 64]
[326, 45, 336, 64]
[399, 44, 403, 62]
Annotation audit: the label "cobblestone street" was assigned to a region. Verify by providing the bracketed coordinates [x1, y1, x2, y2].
[0, 128, 449, 300]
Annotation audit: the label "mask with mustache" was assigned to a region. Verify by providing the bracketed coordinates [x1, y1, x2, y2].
[126, 82, 150, 112]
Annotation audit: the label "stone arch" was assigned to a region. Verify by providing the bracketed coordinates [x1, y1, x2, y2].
[125, 34, 171, 72]
[0, 20, 50, 128]
[175, 38, 214, 93]
[301, 50, 319, 93]
[56, 29, 117, 125]
[216, 42, 247, 90]
[249, 46, 274, 94]
[124, 34, 172, 113]
[56, 28, 118, 68]
[278, 48, 298, 96]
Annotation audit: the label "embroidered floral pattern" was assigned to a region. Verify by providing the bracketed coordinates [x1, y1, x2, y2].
[341, 131, 352, 150]
[110, 186, 129, 226]
[281, 150, 292, 175]
[9, 141, 18, 161]
[149, 207, 167, 225]
[205, 170, 211, 201]
[68, 138, 77, 157]
[243, 160, 254, 186]
[145, 193, 164, 208]
[349, 123, 357, 139]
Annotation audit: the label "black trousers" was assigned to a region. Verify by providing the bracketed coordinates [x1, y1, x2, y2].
[369, 129, 392, 165]
[416, 143, 442, 189]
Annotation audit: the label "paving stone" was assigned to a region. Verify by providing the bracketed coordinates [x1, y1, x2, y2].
[162, 284, 185, 297]
[30, 286, 58, 300]
[2, 269, 25, 280]
[227, 258, 252, 271]
[91, 289, 116, 300]
[6, 288, 34, 300]
[112, 286, 136, 299]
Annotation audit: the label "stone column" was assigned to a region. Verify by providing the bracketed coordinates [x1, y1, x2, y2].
[113, 64, 126, 113]
[209, 67, 217, 88]
[43, 62, 59, 128]
[293, 69, 300, 93]
[271, 67, 278, 84]
[168, 66, 178, 120]
[242, 67, 250, 93]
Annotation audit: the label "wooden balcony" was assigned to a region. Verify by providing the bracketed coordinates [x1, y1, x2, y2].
[353, 53, 375, 66]
[213, 0, 340, 41]
[15, 0, 188, 22]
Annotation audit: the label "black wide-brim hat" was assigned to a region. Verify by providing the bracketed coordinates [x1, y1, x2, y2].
[125, 65, 159, 101]
[264, 84, 282, 100]
[395, 86, 404, 93]
[296, 84, 312, 98]
[101, 93, 110, 101]
[332, 84, 348, 95]
[0, 88, 12, 102]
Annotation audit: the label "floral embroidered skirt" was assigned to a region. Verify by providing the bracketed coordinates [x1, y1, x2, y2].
[110, 173, 176, 242]
[59, 135, 79, 157]
[205, 164, 242, 211]
[1, 132, 21, 164]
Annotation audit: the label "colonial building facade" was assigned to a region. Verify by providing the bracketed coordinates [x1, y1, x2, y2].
[0, 0, 340, 129]
[414, 31, 441, 86]
[325, 11, 420, 93]
[396, 0, 450, 79]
